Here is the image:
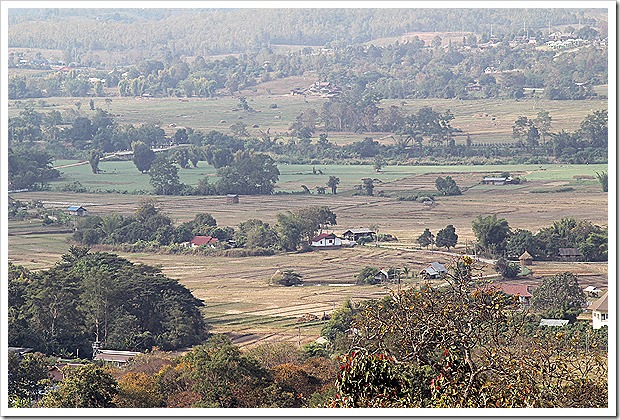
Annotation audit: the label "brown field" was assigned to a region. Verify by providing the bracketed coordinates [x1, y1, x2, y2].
[8, 170, 608, 348]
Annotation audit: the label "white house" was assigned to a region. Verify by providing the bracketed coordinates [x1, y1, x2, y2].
[311, 233, 342, 248]
[588, 292, 608, 329]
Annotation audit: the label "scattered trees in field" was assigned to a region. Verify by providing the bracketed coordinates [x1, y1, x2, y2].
[149, 156, 185, 195]
[471, 215, 511, 256]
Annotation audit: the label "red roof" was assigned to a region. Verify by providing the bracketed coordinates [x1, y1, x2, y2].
[496, 284, 532, 297]
[312, 233, 336, 242]
[191, 235, 219, 246]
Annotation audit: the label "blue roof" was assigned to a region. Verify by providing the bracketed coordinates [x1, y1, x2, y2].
[67, 205, 85, 211]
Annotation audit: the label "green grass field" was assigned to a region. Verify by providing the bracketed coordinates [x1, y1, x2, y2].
[51, 160, 607, 194]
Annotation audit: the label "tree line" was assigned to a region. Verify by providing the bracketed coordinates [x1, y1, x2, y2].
[73, 202, 338, 254]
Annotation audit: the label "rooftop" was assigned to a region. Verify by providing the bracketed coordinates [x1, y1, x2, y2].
[588, 291, 608, 312]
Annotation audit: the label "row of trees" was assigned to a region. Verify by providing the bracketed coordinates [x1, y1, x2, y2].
[8, 247, 208, 359]
[73, 202, 338, 253]
[472, 215, 608, 261]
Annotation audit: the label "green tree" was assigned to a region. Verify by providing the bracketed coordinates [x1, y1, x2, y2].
[531, 272, 586, 321]
[327, 176, 340, 195]
[505, 229, 538, 259]
[494, 257, 520, 278]
[39, 364, 119, 408]
[435, 176, 462, 196]
[472, 215, 511, 255]
[595, 171, 608, 192]
[8, 352, 54, 407]
[355, 267, 381, 285]
[149, 156, 183, 195]
[132, 141, 156, 173]
[89, 149, 103, 174]
[361, 178, 375, 196]
[435, 224, 458, 250]
[417, 228, 434, 249]
[216, 151, 279, 195]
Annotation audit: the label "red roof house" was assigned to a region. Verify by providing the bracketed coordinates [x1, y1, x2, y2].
[494, 283, 533, 306]
[190, 235, 219, 247]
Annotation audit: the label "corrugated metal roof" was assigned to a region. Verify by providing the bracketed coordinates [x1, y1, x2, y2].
[539, 319, 570, 327]
[67, 205, 86, 211]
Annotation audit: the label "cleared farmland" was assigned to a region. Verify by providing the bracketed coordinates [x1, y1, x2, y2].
[8, 162, 608, 347]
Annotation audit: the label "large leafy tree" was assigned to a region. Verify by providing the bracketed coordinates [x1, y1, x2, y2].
[149, 156, 183, 195]
[435, 224, 458, 250]
[417, 228, 434, 249]
[9, 248, 208, 357]
[327, 176, 340, 195]
[132, 141, 156, 173]
[331, 258, 607, 408]
[39, 364, 119, 408]
[216, 150, 279, 195]
[531, 272, 587, 321]
[435, 176, 461, 196]
[471, 215, 511, 255]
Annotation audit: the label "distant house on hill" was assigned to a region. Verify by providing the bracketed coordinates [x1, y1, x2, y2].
[342, 228, 375, 242]
[311, 233, 342, 248]
[190, 235, 219, 247]
[559, 248, 582, 262]
[67, 205, 87, 216]
[226, 194, 240, 204]
[588, 292, 608, 330]
[419, 262, 447, 279]
[584, 285, 602, 298]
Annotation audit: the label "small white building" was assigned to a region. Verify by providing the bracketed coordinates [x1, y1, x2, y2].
[311, 233, 342, 248]
[588, 292, 608, 330]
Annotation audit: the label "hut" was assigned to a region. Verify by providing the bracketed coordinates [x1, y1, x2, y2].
[226, 194, 240, 204]
[67, 205, 87, 216]
[519, 251, 533, 266]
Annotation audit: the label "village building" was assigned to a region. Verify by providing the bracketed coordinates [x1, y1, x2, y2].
[419, 262, 447, 279]
[519, 251, 533, 266]
[190, 235, 219, 247]
[495, 283, 534, 307]
[67, 205, 87, 216]
[481, 176, 513, 185]
[94, 349, 142, 366]
[559, 248, 582, 262]
[311, 233, 342, 248]
[584, 285, 602, 298]
[342, 228, 376, 242]
[226, 194, 240, 204]
[588, 291, 608, 330]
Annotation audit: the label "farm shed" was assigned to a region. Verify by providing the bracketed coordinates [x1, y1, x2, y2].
[559, 248, 582, 262]
[67, 205, 87, 216]
[311, 233, 342, 248]
[481, 177, 513, 185]
[588, 292, 608, 330]
[539, 319, 570, 327]
[190, 236, 219, 247]
[342, 228, 375, 242]
[94, 349, 142, 365]
[226, 194, 240, 204]
[419, 262, 447, 279]
[519, 251, 533, 266]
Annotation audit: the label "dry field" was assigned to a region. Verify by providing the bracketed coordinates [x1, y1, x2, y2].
[8, 161, 608, 348]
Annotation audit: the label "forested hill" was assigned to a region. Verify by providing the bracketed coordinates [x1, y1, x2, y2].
[8, 8, 605, 57]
